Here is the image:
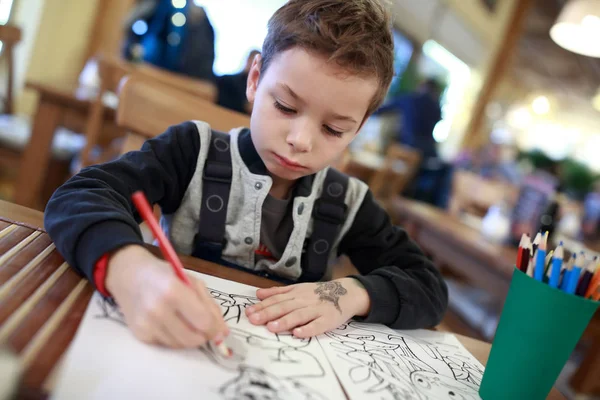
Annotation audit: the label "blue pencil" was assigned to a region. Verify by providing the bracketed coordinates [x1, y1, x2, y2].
[534, 233, 547, 281]
[549, 242, 564, 288]
[565, 252, 584, 295]
[560, 253, 576, 290]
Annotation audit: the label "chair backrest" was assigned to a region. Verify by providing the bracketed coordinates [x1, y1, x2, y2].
[116, 74, 250, 154]
[368, 144, 422, 204]
[79, 54, 220, 168]
[135, 62, 217, 102]
[0, 24, 22, 115]
[79, 54, 133, 167]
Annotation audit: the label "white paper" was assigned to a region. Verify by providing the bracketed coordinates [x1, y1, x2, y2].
[317, 321, 484, 400]
[51, 272, 346, 400]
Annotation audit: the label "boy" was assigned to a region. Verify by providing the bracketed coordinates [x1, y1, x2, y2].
[45, 0, 448, 350]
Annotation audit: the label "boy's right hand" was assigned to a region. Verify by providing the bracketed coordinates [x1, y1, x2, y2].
[105, 245, 228, 349]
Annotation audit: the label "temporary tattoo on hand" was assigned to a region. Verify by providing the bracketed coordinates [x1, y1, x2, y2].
[314, 281, 347, 313]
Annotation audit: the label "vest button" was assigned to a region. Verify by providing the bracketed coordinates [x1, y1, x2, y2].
[297, 203, 304, 215]
[285, 257, 297, 267]
[254, 182, 263, 190]
[244, 237, 253, 245]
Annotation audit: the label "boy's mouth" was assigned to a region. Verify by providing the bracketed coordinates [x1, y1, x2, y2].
[272, 153, 308, 171]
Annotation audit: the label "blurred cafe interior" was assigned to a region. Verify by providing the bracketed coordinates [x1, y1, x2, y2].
[0, 0, 600, 398]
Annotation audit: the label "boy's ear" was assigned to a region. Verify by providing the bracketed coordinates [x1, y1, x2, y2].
[246, 54, 262, 104]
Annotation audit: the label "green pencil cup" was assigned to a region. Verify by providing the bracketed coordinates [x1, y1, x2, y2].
[479, 268, 599, 400]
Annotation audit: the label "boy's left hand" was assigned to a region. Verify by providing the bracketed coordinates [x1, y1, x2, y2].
[245, 278, 370, 338]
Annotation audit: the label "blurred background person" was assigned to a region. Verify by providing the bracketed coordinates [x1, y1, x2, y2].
[216, 50, 260, 114]
[122, 0, 216, 82]
[375, 78, 443, 160]
[375, 78, 452, 208]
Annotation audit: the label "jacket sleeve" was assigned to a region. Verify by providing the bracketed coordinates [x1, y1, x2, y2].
[338, 190, 448, 329]
[44, 121, 202, 285]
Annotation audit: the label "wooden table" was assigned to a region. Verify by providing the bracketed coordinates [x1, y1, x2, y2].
[391, 196, 599, 396]
[392, 197, 517, 300]
[14, 82, 117, 210]
[0, 200, 565, 399]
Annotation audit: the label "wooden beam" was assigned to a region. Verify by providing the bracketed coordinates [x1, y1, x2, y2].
[461, 0, 535, 149]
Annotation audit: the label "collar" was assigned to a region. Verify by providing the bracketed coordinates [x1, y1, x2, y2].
[236, 128, 315, 197]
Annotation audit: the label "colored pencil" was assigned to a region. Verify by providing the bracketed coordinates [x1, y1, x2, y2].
[577, 258, 597, 297]
[560, 253, 576, 291]
[533, 233, 547, 282]
[517, 234, 529, 272]
[548, 243, 563, 289]
[532, 232, 542, 255]
[565, 252, 584, 295]
[527, 251, 535, 277]
[544, 250, 554, 277]
[585, 261, 600, 299]
[131, 191, 232, 357]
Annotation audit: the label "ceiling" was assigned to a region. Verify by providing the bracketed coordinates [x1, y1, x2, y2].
[509, 0, 600, 114]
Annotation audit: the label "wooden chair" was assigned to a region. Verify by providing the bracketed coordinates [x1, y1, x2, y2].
[0, 25, 77, 203]
[0, 24, 21, 114]
[78, 54, 132, 168]
[0, 24, 23, 186]
[135, 62, 217, 102]
[116, 73, 249, 154]
[79, 54, 219, 168]
[368, 144, 422, 209]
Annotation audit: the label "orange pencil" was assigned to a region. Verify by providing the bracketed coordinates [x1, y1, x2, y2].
[585, 263, 600, 300]
[131, 191, 232, 356]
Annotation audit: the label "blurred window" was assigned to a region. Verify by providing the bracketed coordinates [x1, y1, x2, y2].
[0, 0, 15, 53]
[194, 0, 286, 75]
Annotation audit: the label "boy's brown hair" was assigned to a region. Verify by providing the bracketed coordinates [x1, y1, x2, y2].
[261, 0, 394, 117]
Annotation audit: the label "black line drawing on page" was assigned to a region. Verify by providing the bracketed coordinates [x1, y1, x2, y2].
[95, 289, 332, 399]
[208, 288, 260, 323]
[204, 288, 325, 377]
[94, 287, 258, 326]
[219, 366, 327, 400]
[324, 321, 483, 400]
[95, 297, 126, 326]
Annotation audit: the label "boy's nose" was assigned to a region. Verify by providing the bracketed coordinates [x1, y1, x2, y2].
[286, 127, 312, 153]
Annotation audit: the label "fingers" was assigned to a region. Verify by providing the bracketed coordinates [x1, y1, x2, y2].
[138, 299, 210, 348]
[256, 285, 294, 300]
[167, 280, 217, 338]
[164, 309, 209, 348]
[293, 316, 329, 338]
[156, 322, 186, 348]
[191, 278, 230, 338]
[266, 307, 320, 333]
[246, 293, 295, 318]
[129, 307, 197, 349]
[247, 298, 299, 326]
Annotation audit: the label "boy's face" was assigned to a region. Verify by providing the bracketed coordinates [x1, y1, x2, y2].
[246, 48, 378, 182]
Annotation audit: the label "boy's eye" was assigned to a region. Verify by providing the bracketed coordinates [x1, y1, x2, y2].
[273, 100, 296, 114]
[274, 99, 343, 138]
[324, 125, 344, 138]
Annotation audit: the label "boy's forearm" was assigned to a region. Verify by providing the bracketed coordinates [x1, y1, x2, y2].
[350, 264, 448, 329]
[339, 190, 448, 329]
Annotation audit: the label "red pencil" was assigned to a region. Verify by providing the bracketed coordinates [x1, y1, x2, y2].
[131, 191, 191, 285]
[131, 191, 232, 356]
[517, 234, 530, 272]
